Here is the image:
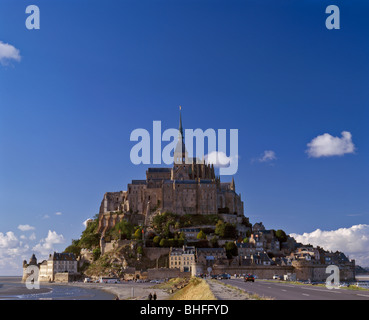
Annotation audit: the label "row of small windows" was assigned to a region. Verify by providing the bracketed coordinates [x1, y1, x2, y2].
[172, 261, 192, 266]
[170, 256, 194, 260]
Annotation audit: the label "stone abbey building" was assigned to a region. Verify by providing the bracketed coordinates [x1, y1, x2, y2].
[98, 110, 244, 235]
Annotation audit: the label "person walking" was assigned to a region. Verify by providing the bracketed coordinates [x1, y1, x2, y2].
[148, 292, 152, 300]
[153, 292, 157, 300]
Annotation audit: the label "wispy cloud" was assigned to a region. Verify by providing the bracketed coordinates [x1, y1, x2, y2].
[258, 150, 277, 162]
[251, 150, 277, 164]
[17, 224, 35, 232]
[306, 131, 355, 158]
[0, 41, 21, 65]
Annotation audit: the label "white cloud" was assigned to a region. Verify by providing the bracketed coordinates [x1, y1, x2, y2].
[0, 229, 62, 276]
[32, 230, 65, 257]
[306, 131, 355, 158]
[0, 231, 30, 275]
[55, 212, 62, 216]
[0, 231, 19, 249]
[0, 41, 21, 65]
[17, 224, 35, 232]
[42, 214, 50, 219]
[290, 224, 369, 267]
[205, 151, 238, 168]
[258, 150, 277, 162]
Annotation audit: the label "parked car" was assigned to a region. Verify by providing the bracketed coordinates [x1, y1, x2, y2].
[150, 279, 161, 283]
[217, 273, 231, 280]
[244, 274, 255, 282]
[273, 275, 280, 280]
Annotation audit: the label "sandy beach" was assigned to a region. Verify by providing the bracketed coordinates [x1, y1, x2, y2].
[0, 286, 52, 298]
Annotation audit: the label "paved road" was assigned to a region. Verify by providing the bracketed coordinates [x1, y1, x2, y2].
[221, 279, 369, 300]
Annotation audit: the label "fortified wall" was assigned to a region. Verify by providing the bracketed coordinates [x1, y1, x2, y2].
[147, 263, 355, 282]
[291, 260, 355, 282]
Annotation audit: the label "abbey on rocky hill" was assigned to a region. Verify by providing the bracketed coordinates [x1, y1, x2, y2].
[97, 109, 244, 236]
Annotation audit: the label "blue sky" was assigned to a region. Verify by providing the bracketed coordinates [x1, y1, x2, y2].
[1, 0, 369, 274]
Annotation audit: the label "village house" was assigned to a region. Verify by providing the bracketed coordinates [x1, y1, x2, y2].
[23, 252, 78, 283]
[196, 247, 227, 267]
[169, 246, 196, 272]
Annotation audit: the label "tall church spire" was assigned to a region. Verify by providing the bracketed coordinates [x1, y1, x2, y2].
[178, 105, 183, 138]
[174, 105, 188, 164]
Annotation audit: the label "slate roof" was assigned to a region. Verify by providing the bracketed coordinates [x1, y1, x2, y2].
[48, 252, 76, 261]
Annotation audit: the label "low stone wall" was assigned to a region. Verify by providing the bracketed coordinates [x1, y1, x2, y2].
[54, 272, 71, 283]
[53, 272, 80, 283]
[124, 271, 149, 280]
[292, 261, 355, 282]
[212, 265, 295, 279]
[147, 268, 191, 280]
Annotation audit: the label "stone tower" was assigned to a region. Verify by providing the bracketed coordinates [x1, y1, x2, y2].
[173, 106, 188, 165]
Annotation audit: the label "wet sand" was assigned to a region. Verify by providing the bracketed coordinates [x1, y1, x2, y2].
[58, 281, 171, 300]
[0, 286, 52, 299]
[0, 277, 114, 300]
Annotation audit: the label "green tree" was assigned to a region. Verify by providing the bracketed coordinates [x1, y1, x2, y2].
[152, 212, 178, 234]
[64, 239, 81, 257]
[153, 236, 161, 247]
[224, 242, 238, 259]
[197, 230, 207, 240]
[275, 229, 287, 243]
[215, 220, 237, 239]
[159, 238, 169, 247]
[114, 219, 134, 239]
[215, 220, 225, 237]
[92, 247, 101, 261]
[134, 227, 143, 240]
[243, 237, 249, 243]
[80, 233, 100, 249]
[137, 246, 143, 255]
